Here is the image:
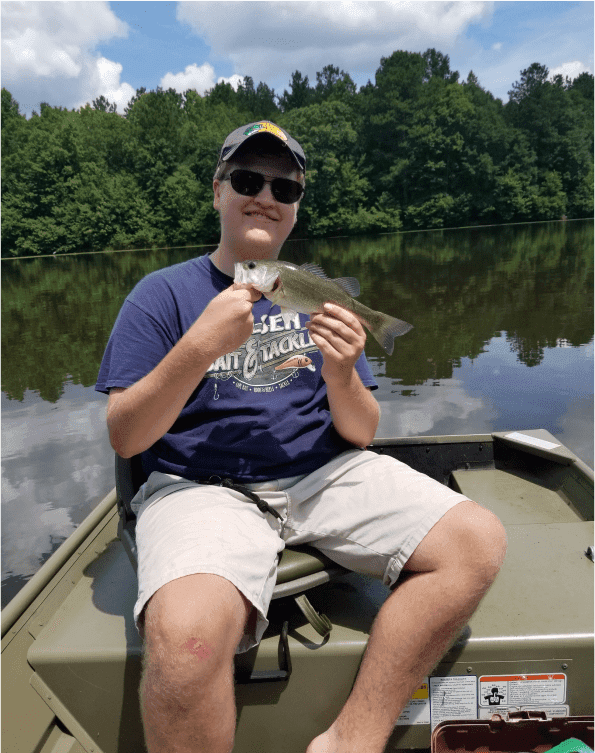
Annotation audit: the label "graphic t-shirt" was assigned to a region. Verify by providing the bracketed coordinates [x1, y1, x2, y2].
[96, 254, 377, 482]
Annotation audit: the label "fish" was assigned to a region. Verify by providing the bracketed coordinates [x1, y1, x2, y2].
[275, 355, 313, 370]
[234, 260, 412, 355]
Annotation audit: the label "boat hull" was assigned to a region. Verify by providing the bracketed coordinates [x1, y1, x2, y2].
[2, 431, 593, 753]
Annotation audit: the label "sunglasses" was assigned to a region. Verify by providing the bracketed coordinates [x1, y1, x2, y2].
[222, 169, 304, 204]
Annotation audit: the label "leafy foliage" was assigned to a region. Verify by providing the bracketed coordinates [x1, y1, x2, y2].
[2, 49, 593, 256]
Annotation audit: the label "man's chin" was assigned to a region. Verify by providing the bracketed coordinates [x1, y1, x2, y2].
[241, 228, 281, 256]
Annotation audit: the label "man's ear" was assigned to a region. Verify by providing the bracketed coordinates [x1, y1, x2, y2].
[213, 179, 221, 211]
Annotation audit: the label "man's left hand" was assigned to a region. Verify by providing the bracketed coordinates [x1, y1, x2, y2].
[306, 303, 366, 384]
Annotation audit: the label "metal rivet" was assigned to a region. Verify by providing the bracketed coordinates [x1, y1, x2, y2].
[561, 663, 568, 670]
[467, 667, 473, 673]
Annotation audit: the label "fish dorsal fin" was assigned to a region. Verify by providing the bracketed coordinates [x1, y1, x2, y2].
[300, 262, 329, 279]
[331, 277, 360, 297]
[299, 263, 360, 297]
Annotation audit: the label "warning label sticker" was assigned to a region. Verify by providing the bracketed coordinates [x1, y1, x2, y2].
[395, 673, 569, 730]
[479, 675, 566, 708]
[430, 675, 478, 730]
[396, 678, 430, 726]
[479, 705, 570, 720]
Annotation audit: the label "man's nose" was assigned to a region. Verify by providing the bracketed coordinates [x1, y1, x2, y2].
[254, 180, 276, 203]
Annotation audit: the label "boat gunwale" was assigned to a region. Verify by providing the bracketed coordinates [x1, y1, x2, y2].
[1, 488, 118, 640]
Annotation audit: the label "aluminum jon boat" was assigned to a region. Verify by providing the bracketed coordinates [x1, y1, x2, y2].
[2, 429, 593, 753]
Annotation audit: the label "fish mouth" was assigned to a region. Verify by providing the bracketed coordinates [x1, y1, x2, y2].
[271, 276, 281, 293]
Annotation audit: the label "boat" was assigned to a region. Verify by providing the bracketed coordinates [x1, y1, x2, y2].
[2, 429, 593, 753]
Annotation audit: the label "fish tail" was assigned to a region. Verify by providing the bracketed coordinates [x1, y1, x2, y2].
[370, 312, 413, 355]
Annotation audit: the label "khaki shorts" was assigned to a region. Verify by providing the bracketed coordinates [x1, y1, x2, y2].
[132, 449, 469, 653]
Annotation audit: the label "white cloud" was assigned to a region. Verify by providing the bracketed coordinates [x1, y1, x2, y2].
[160, 62, 244, 95]
[1, 1, 131, 115]
[549, 60, 591, 82]
[77, 56, 136, 113]
[177, 1, 493, 86]
[491, 42, 502, 51]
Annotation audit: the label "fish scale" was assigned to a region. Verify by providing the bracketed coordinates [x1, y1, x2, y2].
[235, 260, 413, 355]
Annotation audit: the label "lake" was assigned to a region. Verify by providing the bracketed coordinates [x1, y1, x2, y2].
[2, 220, 593, 607]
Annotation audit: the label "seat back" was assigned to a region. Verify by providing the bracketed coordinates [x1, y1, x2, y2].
[115, 454, 147, 527]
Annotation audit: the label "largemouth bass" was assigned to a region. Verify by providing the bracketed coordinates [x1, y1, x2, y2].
[234, 260, 412, 355]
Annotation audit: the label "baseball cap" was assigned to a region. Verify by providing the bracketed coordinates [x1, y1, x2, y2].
[218, 121, 306, 172]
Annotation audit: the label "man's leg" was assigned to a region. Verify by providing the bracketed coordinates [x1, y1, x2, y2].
[140, 573, 252, 753]
[307, 500, 507, 753]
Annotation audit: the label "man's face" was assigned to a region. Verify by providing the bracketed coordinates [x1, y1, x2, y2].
[213, 149, 301, 261]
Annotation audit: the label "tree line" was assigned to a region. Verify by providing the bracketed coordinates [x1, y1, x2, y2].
[2, 49, 593, 257]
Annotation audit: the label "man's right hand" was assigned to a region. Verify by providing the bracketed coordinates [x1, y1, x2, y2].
[186, 284, 262, 362]
[107, 284, 262, 458]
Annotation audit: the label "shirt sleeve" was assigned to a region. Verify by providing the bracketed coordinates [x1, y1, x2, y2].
[95, 297, 177, 395]
[354, 351, 378, 390]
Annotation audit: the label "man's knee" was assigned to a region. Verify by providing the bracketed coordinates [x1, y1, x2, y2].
[451, 501, 507, 583]
[406, 500, 507, 586]
[142, 573, 251, 688]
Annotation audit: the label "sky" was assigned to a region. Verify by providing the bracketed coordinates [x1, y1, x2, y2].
[2, 1, 593, 117]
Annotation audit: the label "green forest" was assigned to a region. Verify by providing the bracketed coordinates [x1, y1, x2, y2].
[2, 49, 593, 257]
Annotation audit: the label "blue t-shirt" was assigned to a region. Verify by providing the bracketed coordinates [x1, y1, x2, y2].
[96, 253, 377, 482]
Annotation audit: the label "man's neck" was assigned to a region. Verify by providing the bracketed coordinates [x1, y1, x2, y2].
[209, 247, 234, 277]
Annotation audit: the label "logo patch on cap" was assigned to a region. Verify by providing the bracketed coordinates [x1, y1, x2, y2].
[244, 122, 288, 142]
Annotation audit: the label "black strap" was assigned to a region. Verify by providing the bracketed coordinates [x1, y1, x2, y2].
[206, 476, 283, 521]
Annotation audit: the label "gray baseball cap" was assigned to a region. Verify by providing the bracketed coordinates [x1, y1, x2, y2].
[218, 121, 306, 171]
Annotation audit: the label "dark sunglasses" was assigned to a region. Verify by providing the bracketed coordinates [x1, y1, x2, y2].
[222, 169, 304, 204]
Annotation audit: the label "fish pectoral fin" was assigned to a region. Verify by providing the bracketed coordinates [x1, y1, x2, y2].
[331, 277, 360, 297]
[279, 306, 299, 327]
[267, 282, 284, 306]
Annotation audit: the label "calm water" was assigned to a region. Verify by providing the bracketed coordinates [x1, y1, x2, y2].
[2, 221, 593, 607]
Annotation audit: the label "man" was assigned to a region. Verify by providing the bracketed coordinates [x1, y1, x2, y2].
[96, 121, 506, 753]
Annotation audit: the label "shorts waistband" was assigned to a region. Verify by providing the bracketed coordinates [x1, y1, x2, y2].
[242, 474, 308, 492]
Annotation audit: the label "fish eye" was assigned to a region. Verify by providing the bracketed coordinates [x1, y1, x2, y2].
[247, 261, 256, 269]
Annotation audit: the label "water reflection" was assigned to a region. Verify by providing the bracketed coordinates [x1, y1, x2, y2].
[374, 335, 594, 465]
[1, 385, 112, 606]
[2, 221, 593, 606]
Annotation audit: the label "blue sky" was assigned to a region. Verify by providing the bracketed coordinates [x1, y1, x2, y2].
[2, 1, 593, 116]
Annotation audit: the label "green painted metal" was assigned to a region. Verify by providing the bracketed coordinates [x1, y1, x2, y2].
[2, 432, 593, 753]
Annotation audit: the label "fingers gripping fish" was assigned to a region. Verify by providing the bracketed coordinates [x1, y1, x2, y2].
[235, 260, 412, 356]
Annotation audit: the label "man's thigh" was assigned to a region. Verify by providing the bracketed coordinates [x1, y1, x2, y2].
[133, 474, 285, 653]
[285, 450, 470, 586]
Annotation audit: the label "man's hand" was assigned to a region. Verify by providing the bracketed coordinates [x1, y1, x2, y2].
[306, 303, 367, 385]
[186, 283, 262, 362]
[306, 302, 379, 447]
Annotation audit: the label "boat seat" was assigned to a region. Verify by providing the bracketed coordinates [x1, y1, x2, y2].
[115, 454, 348, 635]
